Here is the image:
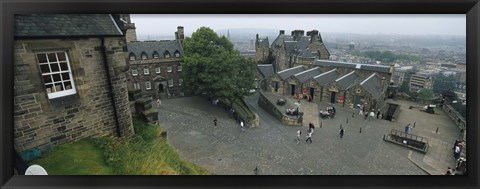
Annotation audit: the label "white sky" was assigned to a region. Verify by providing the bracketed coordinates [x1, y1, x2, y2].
[131, 14, 466, 37]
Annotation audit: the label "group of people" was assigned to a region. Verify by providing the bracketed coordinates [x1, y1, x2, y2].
[295, 123, 316, 144]
[357, 105, 383, 120]
[286, 107, 299, 116]
[446, 140, 467, 175]
[319, 106, 336, 119]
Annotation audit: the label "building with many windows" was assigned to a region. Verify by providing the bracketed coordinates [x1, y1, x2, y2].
[409, 73, 433, 92]
[13, 14, 135, 152]
[126, 26, 185, 99]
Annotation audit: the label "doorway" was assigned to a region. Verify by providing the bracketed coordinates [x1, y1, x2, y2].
[330, 92, 336, 103]
[291, 85, 296, 96]
[309, 88, 315, 99]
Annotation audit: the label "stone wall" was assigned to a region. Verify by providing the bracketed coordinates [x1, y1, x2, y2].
[14, 37, 134, 152]
[127, 59, 183, 99]
[257, 91, 302, 126]
[443, 104, 466, 140]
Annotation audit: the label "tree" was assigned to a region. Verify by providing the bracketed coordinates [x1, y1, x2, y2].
[183, 27, 256, 106]
[398, 81, 409, 93]
[417, 88, 434, 100]
[432, 72, 456, 94]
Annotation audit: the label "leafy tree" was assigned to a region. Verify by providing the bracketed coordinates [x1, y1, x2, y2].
[183, 27, 256, 106]
[432, 72, 456, 94]
[398, 81, 409, 93]
[417, 88, 434, 99]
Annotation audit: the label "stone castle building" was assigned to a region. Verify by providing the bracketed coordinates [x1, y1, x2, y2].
[255, 29, 395, 112]
[13, 14, 135, 152]
[126, 26, 185, 99]
[256, 29, 330, 71]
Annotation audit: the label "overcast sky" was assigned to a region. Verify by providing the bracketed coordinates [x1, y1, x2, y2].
[130, 14, 466, 37]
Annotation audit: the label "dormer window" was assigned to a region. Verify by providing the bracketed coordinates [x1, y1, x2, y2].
[129, 53, 136, 60]
[153, 51, 159, 59]
[164, 51, 170, 58]
[174, 51, 180, 58]
[141, 52, 147, 60]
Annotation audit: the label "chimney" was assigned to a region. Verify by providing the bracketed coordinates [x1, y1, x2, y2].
[279, 30, 285, 35]
[381, 76, 386, 91]
[176, 26, 184, 40]
[292, 30, 304, 40]
[307, 30, 319, 43]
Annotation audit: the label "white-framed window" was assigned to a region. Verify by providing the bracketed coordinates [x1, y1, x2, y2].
[141, 52, 147, 60]
[177, 65, 182, 72]
[168, 79, 174, 87]
[132, 69, 138, 76]
[155, 67, 161, 74]
[36, 51, 76, 99]
[167, 66, 173, 73]
[129, 53, 136, 60]
[153, 52, 159, 59]
[133, 82, 140, 90]
[179, 78, 183, 86]
[146, 81, 151, 90]
[175, 51, 180, 58]
[164, 51, 170, 58]
[144, 67, 149, 75]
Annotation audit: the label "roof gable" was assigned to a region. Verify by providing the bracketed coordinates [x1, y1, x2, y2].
[293, 67, 323, 83]
[277, 66, 306, 80]
[127, 40, 183, 60]
[257, 64, 275, 78]
[360, 73, 383, 99]
[335, 71, 361, 90]
[313, 69, 341, 87]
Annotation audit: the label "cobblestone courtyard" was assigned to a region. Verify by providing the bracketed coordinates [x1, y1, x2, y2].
[156, 94, 462, 175]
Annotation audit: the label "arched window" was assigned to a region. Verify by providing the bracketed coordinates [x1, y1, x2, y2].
[153, 51, 159, 59]
[141, 52, 147, 60]
[129, 53, 136, 60]
[164, 51, 170, 58]
[174, 50, 180, 58]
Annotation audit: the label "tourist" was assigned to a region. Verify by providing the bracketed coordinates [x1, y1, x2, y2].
[296, 129, 301, 144]
[156, 99, 161, 106]
[240, 121, 245, 132]
[454, 145, 461, 159]
[306, 131, 312, 143]
[364, 111, 368, 120]
[377, 110, 381, 119]
[340, 128, 345, 138]
[214, 118, 217, 126]
[309, 123, 315, 134]
[405, 124, 411, 134]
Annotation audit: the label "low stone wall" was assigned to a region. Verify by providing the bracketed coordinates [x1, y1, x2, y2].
[443, 104, 466, 159]
[258, 91, 302, 126]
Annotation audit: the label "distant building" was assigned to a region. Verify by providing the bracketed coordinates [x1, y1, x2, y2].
[409, 73, 433, 92]
[255, 34, 270, 63]
[13, 14, 135, 152]
[349, 41, 355, 50]
[126, 26, 185, 99]
[393, 66, 414, 85]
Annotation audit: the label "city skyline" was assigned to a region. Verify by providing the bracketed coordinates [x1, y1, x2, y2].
[131, 14, 466, 37]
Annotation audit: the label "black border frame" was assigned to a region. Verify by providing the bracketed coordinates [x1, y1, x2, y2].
[1, 0, 479, 189]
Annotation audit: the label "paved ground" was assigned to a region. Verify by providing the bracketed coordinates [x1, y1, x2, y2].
[156, 93, 462, 175]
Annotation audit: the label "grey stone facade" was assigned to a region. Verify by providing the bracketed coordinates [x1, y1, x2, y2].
[14, 36, 134, 152]
[126, 27, 184, 99]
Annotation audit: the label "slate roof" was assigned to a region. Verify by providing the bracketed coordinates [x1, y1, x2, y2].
[360, 73, 383, 99]
[257, 64, 275, 79]
[15, 14, 123, 37]
[314, 60, 391, 73]
[313, 69, 341, 87]
[294, 36, 311, 51]
[257, 37, 269, 47]
[335, 71, 361, 90]
[299, 50, 316, 58]
[284, 41, 297, 53]
[293, 67, 323, 83]
[277, 66, 306, 80]
[127, 40, 183, 60]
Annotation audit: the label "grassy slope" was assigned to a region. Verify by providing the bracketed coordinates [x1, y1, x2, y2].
[30, 119, 212, 175]
[31, 139, 113, 175]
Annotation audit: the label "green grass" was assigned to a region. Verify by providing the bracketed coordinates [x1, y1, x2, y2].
[31, 139, 113, 175]
[31, 119, 212, 175]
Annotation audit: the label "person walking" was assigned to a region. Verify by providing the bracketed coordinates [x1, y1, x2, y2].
[295, 129, 301, 144]
[306, 131, 312, 143]
[156, 99, 161, 107]
[240, 121, 245, 132]
[340, 128, 345, 138]
[214, 118, 217, 126]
